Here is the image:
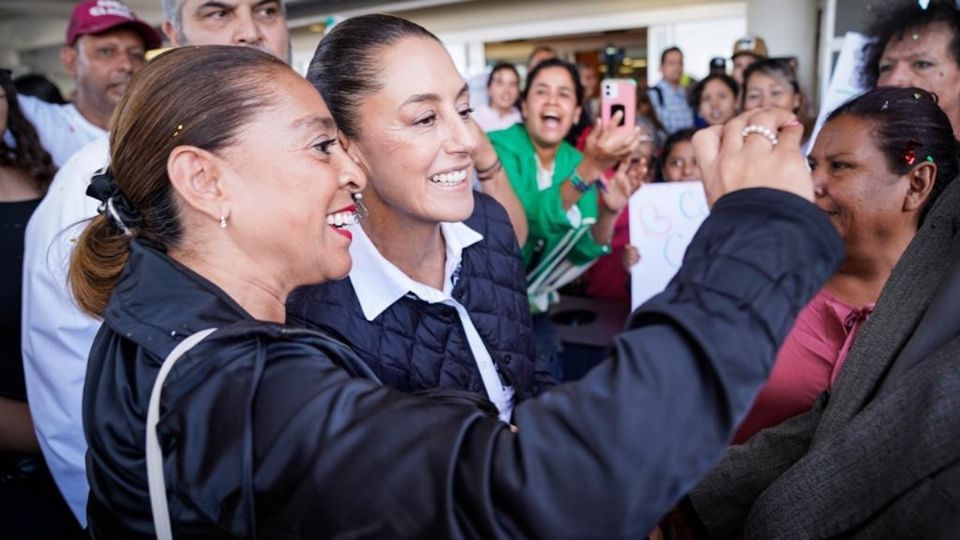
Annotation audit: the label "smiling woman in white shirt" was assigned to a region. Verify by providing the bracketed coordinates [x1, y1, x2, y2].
[287, 15, 552, 421]
[473, 63, 523, 133]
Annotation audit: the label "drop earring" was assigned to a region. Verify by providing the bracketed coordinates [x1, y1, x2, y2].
[219, 215, 228, 229]
[352, 192, 369, 220]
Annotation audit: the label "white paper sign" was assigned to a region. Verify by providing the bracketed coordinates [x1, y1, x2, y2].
[805, 32, 870, 154]
[628, 181, 709, 310]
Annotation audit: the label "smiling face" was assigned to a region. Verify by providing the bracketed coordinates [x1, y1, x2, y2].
[743, 71, 800, 113]
[877, 22, 960, 135]
[808, 115, 914, 251]
[213, 71, 365, 286]
[349, 37, 477, 226]
[522, 65, 581, 150]
[488, 67, 520, 113]
[174, 0, 290, 60]
[699, 78, 737, 126]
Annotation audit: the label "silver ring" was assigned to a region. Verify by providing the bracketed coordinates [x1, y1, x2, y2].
[740, 124, 779, 146]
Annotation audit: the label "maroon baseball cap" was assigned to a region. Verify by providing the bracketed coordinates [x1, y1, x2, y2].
[66, 0, 163, 50]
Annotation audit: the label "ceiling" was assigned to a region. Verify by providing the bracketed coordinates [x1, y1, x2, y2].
[0, 0, 162, 20]
[0, 0, 472, 24]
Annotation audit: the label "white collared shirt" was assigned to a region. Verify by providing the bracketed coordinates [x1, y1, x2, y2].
[535, 154, 582, 227]
[21, 135, 109, 526]
[18, 94, 107, 167]
[348, 222, 515, 422]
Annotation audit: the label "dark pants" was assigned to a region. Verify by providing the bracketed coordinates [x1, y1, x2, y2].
[532, 313, 564, 381]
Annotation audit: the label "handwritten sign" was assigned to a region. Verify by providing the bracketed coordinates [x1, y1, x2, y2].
[628, 181, 709, 310]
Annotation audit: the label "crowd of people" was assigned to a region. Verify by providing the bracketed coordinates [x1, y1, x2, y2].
[2, 0, 959, 538]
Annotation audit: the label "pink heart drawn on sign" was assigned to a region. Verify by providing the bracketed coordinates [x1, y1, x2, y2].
[638, 205, 672, 237]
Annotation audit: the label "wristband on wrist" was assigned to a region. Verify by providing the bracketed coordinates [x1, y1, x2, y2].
[476, 158, 502, 180]
[569, 170, 595, 193]
[477, 158, 501, 176]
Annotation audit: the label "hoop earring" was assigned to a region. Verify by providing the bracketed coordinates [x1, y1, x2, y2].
[219, 216, 228, 229]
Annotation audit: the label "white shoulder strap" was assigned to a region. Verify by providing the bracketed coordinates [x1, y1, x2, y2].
[146, 328, 218, 540]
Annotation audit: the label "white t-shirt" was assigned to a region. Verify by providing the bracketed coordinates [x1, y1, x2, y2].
[21, 135, 109, 526]
[473, 104, 522, 133]
[17, 94, 106, 167]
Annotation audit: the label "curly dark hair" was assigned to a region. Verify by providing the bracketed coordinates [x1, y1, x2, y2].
[0, 69, 56, 192]
[861, 0, 960, 89]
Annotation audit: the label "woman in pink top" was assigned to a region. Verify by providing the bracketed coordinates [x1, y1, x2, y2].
[734, 87, 959, 443]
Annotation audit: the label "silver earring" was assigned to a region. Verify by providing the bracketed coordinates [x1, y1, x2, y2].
[219, 215, 228, 229]
[352, 192, 369, 220]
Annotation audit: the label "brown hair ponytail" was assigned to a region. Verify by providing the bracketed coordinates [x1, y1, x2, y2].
[69, 215, 132, 317]
[69, 45, 289, 318]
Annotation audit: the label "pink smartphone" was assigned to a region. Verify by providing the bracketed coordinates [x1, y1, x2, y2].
[601, 79, 637, 130]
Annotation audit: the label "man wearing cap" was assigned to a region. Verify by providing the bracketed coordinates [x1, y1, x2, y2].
[730, 36, 767, 88]
[18, 0, 161, 167]
[731, 34, 768, 86]
[21, 0, 290, 528]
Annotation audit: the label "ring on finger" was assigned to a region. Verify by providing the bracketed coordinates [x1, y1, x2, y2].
[740, 124, 779, 147]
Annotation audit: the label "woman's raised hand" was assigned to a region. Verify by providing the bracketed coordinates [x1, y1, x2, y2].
[582, 111, 643, 175]
[692, 108, 812, 206]
[599, 154, 648, 214]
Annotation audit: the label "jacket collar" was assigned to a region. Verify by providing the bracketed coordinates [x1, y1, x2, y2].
[103, 241, 253, 359]
[347, 221, 483, 321]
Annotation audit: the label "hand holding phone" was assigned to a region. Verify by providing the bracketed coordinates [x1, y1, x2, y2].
[601, 79, 637, 130]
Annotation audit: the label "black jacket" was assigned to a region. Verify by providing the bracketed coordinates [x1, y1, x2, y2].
[83, 188, 842, 539]
[287, 191, 551, 404]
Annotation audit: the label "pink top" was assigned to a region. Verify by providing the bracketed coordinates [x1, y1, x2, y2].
[733, 289, 874, 444]
[473, 105, 522, 133]
[583, 209, 631, 301]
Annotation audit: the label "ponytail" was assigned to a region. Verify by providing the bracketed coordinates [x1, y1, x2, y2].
[64, 45, 289, 318]
[69, 216, 132, 318]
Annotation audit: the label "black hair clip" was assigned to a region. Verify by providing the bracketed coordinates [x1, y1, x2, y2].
[88, 168, 143, 235]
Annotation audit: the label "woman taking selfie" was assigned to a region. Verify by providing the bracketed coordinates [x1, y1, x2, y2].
[75, 44, 841, 539]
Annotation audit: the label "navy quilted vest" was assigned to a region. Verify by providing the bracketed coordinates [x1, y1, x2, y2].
[287, 192, 552, 402]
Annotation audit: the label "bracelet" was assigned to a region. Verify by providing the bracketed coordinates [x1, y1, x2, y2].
[569, 170, 594, 193]
[476, 160, 503, 181]
[476, 158, 501, 175]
